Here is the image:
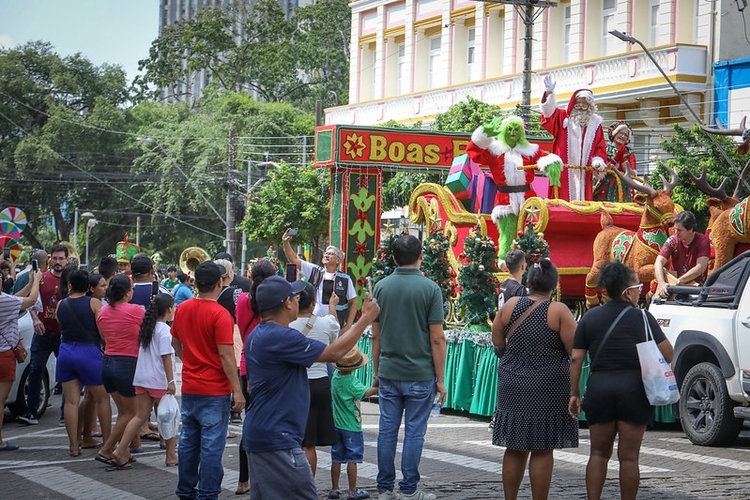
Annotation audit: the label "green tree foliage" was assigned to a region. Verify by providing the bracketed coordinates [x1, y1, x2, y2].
[649, 124, 746, 231]
[0, 42, 132, 251]
[456, 227, 500, 328]
[240, 161, 330, 252]
[431, 97, 548, 137]
[422, 226, 457, 303]
[134, 0, 351, 111]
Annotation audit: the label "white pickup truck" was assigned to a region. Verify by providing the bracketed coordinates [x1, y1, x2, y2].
[649, 250, 750, 446]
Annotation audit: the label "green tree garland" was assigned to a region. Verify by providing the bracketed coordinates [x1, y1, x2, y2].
[422, 226, 457, 303]
[456, 227, 500, 327]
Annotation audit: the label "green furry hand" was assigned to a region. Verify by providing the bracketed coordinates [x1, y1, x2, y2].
[482, 117, 502, 137]
[546, 162, 562, 187]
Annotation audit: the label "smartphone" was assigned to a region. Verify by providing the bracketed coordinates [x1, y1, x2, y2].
[2, 248, 9, 260]
[31, 259, 39, 272]
[287, 228, 299, 237]
[151, 280, 159, 297]
[366, 277, 373, 296]
[285, 263, 297, 282]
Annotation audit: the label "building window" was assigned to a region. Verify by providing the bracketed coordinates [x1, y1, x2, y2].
[397, 44, 407, 94]
[428, 36, 441, 88]
[602, 0, 617, 55]
[563, 5, 571, 63]
[467, 27, 476, 81]
[371, 49, 378, 99]
[649, 0, 660, 47]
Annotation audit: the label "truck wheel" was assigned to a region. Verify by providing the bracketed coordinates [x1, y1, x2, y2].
[8, 366, 50, 419]
[679, 362, 743, 446]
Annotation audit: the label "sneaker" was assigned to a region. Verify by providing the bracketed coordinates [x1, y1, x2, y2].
[58, 418, 65, 427]
[17, 413, 39, 425]
[400, 490, 435, 500]
[230, 411, 242, 424]
[378, 491, 399, 500]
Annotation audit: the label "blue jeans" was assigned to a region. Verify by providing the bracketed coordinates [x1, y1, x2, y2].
[176, 394, 231, 500]
[26, 334, 60, 415]
[376, 378, 435, 494]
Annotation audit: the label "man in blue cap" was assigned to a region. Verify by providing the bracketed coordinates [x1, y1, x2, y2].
[243, 276, 379, 497]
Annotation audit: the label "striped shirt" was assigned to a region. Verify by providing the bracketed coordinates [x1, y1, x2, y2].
[0, 293, 24, 351]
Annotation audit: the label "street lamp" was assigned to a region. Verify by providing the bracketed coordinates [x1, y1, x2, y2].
[608, 30, 743, 181]
[82, 212, 96, 271]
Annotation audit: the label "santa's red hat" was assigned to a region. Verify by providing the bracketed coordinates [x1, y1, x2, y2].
[566, 89, 595, 116]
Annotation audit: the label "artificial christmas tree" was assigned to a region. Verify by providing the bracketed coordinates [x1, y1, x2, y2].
[370, 233, 401, 284]
[422, 226, 457, 304]
[510, 222, 551, 284]
[456, 226, 500, 329]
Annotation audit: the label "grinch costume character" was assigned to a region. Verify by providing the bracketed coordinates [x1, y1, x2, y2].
[593, 120, 636, 202]
[540, 76, 607, 201]
[466, 116, 563, 261]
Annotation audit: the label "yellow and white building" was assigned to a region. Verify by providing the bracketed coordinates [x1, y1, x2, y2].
[327, 0, 750, 171]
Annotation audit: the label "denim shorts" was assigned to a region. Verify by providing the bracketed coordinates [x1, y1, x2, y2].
[101, 354, 137, 397]
[57, 342, 103, 386]
[330, 429, 364, 463]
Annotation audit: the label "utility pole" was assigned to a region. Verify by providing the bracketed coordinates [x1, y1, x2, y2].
[477, 1, 557, 122]
[226, 125, 238, 257]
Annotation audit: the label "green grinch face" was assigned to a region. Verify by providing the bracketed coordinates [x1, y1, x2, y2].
[503, 121, 524, 148]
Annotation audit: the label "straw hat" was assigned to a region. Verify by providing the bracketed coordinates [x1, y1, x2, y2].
[335, 346, 369, 370]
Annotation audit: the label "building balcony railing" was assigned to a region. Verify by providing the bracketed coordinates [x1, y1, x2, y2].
[326, 44, 708, 126]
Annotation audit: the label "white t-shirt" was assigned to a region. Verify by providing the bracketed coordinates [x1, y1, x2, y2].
[133, 321, 176, 390]
[289, 314, 340, 379]
[299, 260, 357, 318]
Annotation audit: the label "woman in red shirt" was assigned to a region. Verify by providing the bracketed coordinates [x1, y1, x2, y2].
[95, 274, 145, 467]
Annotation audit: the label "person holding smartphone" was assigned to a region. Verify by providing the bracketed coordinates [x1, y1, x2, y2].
[282, 229, 358, 332]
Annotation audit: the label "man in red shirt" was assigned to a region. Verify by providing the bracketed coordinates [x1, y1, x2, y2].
[18, 243, 68, 425]
[171, 260, 245, 500]
[655, 211, 711, 298]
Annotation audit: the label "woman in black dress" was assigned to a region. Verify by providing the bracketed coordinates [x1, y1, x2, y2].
[491, 259, 578, 500]
[569, 261, 673, 500]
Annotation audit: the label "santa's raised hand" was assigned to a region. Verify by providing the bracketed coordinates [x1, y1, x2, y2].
[543, 75, 556, 94]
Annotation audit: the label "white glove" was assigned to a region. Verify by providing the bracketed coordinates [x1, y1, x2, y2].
[543, 75, 556, 93]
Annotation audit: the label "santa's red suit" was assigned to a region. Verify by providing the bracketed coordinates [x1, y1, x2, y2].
[466, 126, 562, 222]
[540, 88, 608, 201]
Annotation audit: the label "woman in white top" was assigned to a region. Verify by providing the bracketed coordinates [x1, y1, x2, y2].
[111, 293, 177, 468]
[289, 281, 340, 476]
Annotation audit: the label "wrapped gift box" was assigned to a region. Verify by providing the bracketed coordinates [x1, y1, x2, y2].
[447, 154, 483, 201]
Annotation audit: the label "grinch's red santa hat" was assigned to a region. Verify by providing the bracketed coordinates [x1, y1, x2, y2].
[563, 89, 595, 128]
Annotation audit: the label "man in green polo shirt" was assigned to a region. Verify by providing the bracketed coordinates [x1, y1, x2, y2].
[371, 234, 446, 500]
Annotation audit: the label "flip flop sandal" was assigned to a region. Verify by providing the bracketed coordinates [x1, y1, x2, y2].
[95, 454, 115, 466]
[105, 463, 132, 471]
[327, 489, 341, 499]
[141, 432, 161, 441]
[0, 442, 19, 451]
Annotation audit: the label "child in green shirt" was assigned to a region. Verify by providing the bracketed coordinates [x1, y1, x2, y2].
[327, 346, 378, 500]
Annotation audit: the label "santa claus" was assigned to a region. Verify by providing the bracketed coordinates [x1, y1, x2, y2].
[466, 116, 562, 261]
[540, 76, 607, 201]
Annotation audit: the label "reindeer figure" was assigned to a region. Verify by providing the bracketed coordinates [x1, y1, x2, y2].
[698, 117, 750, 271]
[585, 165, 679, 306]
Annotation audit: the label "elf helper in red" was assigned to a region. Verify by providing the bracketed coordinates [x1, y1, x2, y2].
[466, 116, 562, 263]
[540, 75, 608, 201]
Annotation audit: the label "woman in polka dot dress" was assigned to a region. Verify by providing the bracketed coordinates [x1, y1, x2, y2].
[491, 259, 579, 500]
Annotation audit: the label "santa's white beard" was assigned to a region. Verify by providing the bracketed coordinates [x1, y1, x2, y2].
[570, 108, 594, 127]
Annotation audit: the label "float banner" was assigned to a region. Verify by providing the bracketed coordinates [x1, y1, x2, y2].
[314, 125, 552, 170]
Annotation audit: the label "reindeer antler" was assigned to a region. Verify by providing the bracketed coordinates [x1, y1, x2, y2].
[734, 159, 750, 198]
[687, 165, 729, 200]
[659, 165, 679, 193]
[701, 116, 748, 136]
[613, 164, 656, 196]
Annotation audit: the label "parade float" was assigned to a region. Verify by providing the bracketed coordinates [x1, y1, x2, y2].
[314, 124, 678, 421]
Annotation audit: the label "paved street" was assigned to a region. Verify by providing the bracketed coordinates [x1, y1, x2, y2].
[3, 394, 750, 499]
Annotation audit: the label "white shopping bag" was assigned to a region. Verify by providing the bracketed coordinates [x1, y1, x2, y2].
[157, 394, 181, 440]
[636, 310, 679, 406]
